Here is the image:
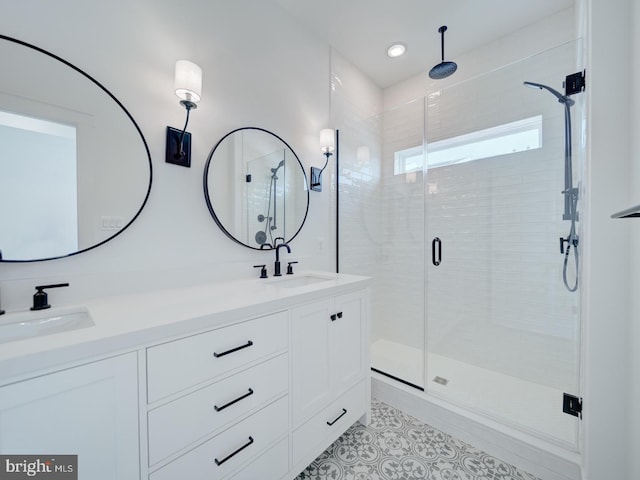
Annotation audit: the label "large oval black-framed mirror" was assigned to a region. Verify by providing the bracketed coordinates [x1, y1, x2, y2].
[0, 34, 152, 263]
[204, 127, 309, 250]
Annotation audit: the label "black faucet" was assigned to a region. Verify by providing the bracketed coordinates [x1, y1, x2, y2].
[274, 243, 291, 277]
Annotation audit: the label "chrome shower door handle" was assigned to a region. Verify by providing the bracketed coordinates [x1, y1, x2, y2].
[432, 237, 442, 266]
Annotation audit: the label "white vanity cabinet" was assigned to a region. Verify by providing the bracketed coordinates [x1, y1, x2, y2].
[0, 273, 370, 480]
[290, 289, 370, 470]
[0, 353, 140, 480]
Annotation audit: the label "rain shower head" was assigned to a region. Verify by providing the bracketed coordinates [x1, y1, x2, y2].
[523, 81, 575, 106]
[429, 26, 457, 80]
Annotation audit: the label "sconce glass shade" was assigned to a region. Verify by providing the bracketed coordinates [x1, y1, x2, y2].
[320, 128, 335, 154]
[175, 60, 202, 103]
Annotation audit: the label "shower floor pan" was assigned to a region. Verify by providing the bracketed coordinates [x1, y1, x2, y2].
[371, 339, 576, 445]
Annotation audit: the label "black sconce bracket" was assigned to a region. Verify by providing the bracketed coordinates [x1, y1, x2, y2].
[310, 166, 323, 192]
[166, 100, 197, 168]
[310, 152, 332, 192]
[166, 126, 192, 167]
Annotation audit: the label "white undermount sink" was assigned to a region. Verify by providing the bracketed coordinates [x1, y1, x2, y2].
[267, 273, 335, 288]
[0, 306, 94, 344]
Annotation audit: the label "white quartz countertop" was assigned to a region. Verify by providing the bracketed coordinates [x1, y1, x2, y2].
[0, 271, 370, 383]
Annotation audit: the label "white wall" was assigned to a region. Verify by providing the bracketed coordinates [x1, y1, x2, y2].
[0, 0, 333, 310]
[582, 0, 631, 478]
[628, 1, 640, 479]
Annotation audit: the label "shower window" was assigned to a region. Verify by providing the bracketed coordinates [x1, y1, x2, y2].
[394, 115, 542, 175]
[393, 145, 423, 175]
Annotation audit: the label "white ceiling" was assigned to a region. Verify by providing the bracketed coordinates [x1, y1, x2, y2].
[275, 0, 574, 88]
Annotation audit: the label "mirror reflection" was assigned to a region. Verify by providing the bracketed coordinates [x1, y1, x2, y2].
[204, 127, 309, 249]
[0, 35, 152, 262]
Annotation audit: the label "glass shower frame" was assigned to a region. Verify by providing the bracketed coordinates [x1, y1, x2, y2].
[337, 40, 584, 449]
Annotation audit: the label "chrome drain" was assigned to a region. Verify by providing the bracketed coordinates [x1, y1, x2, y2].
[433, 376, 449, 386]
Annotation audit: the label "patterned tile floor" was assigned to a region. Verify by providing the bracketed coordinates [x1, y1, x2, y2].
[296, 399, 539, 480]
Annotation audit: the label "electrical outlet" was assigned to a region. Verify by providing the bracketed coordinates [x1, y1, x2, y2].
[101, 216, 124, 230]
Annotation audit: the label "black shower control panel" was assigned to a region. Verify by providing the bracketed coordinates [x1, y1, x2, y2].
[565, 70, 585, 96]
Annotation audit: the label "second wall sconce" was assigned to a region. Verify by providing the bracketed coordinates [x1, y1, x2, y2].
[310, 128, 335, 192]
[166, 60, 202, 167]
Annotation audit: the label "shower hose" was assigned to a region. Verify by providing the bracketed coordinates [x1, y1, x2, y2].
[563, 189, 579, 292]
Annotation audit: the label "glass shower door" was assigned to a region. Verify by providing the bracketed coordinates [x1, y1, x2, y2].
[424, 41, 583, 447]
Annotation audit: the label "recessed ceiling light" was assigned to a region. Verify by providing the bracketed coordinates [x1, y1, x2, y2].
[387, 43, 406, 58]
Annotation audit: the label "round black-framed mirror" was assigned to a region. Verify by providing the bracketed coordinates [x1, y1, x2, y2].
[0, 34, 152, 262]
[204, 127, 309, 250]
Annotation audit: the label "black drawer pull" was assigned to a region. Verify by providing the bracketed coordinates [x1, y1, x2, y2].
[214, 388, 254, 412]
[337, 312, 343, 319]
[330, 314, 337, 321]
[213, 340, 253, 358]
[214, 436, 254, 466]
[327, 408, 347, 426]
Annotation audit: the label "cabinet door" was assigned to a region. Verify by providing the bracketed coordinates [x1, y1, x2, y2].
[291, 298, 332, 427]
[331, 291, 364, 396]
[0, 353, 139, 480]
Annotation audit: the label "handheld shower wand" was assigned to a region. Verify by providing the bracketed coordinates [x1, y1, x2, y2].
[524, 80, 579, 292]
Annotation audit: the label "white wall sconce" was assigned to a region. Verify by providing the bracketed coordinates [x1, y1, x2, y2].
[310, 128, 335, 192]
[166, 60, 202, 167]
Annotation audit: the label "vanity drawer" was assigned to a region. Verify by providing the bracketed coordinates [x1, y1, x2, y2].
[228, 437, 288, 480]
[150, 396, 288, 480]
[147, 311, 288, 402]
[292, 379, 366, 467]
[148, 354, 288, 465]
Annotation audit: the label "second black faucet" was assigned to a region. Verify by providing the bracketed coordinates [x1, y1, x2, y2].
[273, 243, 291, 277]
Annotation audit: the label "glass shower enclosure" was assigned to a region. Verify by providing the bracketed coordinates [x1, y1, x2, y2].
[338, 40, 584, 447]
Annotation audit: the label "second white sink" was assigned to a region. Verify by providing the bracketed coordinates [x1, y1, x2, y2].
[267, 274, 335, 289]
[0, 307, 94, 344]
